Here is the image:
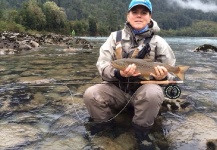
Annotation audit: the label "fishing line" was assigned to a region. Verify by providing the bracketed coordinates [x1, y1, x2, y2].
[26, 80, 184, 99]
[2, 81, 183, 124]
[65, 81, 136, 143]
[30, 83, 217, 131]
[1, 81, 183, 124]
[26, 80, 151, 125]
[65, 84, 86, 123]
[66, 81, 136, 124]
[5, 82, 217, 139]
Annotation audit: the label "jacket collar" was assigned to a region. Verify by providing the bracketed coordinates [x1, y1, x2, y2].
[124, 23, 153, 42]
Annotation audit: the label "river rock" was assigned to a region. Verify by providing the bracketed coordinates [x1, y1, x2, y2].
[91, 132, 137, 150]
[161, 98, 191, 112]
[0, 31, 93, 55]
[0, 65, 6, 71]
[32, 135, 87, 150]
[194, 44, 217, 52]
[0, 124, 41, 149]
[207, 139, 217, 150]
[30, 40, 39, 48]
[163, 113, 217, 150]
[17, 77, 55, 84]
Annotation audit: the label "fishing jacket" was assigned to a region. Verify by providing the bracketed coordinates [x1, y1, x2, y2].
[96, 20, 176, 92]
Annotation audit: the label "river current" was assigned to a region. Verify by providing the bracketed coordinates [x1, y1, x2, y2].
[0, 37, 217, 150]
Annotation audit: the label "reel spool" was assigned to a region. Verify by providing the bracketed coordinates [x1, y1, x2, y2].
[164, 84, 181, 99]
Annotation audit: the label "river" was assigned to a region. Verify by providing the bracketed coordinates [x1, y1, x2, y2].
[0, 37, 217, 150]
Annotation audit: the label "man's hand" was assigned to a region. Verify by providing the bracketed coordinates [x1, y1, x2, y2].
[150, 65, 168, 80]
[120, 64, 141, 77]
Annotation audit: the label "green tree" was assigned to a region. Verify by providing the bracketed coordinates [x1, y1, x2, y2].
[97, 25, 109, 36]
[43, 1, 67, 32]
[70, 20, 88, 35]
[105, 6, 122, 32]
[18, 0, 46, 30]
[0, 10, 3, 20]
[88, 17, 97, 36]
[4, 10, 18, 22]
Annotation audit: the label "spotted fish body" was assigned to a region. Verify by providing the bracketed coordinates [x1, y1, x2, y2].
[111, 58, 189, 80]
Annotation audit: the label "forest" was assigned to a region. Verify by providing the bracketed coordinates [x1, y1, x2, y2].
[0, 0, 217, 36]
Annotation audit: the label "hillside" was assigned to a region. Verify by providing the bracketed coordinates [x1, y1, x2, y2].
[39, 0, 217, 29]
[1, 0, 217, 36]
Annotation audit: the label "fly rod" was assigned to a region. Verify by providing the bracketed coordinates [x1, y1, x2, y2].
[26, 80, 184, 87]
[140, 80, 184, 84]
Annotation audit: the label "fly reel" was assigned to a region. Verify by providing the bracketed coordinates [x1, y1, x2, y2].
[164, 84, 181, 99]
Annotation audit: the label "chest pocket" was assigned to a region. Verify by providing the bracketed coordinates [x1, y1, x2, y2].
[115, 30, 153, 60]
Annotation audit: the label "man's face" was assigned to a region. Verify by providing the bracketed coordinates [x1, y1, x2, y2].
[127, 5, 151, 30]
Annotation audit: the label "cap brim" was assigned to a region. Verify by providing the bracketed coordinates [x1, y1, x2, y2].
[128, 4, 150, 12]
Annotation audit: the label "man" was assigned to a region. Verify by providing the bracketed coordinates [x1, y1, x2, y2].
[83, 0, 176, 149]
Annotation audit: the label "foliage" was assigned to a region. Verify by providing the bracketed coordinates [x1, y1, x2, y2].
[17, 0, 46, 30]
[0, 0, 217, 36]
[69, 20, 88, 35]
[88, 17, 97, 36]
[160, 20, 217, 37]
[43, 1, 67, 32]
[2, 10, 19, 22]
[0, 21, 25, 32]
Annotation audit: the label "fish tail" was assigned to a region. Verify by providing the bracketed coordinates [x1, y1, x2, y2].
[175, 66, 190, 80]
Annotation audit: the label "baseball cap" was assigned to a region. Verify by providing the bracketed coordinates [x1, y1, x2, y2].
[128, 0, 152, 13]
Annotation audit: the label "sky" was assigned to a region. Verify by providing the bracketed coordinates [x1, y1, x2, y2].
[168, 0, 217, 13]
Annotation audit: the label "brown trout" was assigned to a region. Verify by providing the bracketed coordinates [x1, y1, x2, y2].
[111, 58, 190, 80]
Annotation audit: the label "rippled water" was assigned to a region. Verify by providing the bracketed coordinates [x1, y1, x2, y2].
[0, 37, 217, 150]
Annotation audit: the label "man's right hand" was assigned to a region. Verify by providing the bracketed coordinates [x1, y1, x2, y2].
[120, 64, 141, 77]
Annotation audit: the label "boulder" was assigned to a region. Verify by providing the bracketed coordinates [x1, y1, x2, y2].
[0, 31, 93, 55]
[194, 44, 217, 52]
[163, 113, 217, 150]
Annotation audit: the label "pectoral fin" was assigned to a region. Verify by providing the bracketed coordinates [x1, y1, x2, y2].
[142, 75, 150, 80]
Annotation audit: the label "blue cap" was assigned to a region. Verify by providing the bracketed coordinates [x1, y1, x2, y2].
[128, 0, 152, 13]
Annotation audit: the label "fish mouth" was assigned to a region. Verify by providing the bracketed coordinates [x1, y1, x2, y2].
[111, 61, 114, 66]
[111, 61, 121, 69]
[111, 61, 116, 68]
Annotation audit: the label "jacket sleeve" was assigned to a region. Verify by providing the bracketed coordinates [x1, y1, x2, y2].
[96, 32, 119, 81]
[154, 35, 177, 80]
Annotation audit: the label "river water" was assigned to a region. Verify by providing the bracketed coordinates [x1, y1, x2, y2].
[0, 37, 217, 150]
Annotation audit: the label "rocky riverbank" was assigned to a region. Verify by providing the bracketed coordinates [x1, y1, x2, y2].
[0, 31, 93, 55]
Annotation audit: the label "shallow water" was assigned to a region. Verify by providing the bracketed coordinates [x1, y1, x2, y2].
[0, 37, 217, 150]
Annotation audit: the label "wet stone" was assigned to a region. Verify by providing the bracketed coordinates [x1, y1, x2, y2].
[0, 124, 41, 149]
[163, 113, 217, 150]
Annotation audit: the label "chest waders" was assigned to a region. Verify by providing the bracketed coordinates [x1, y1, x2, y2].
[115, 30, 153, 59]
[114, 30, 154, 95]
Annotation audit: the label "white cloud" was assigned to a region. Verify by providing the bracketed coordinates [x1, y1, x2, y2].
[168, 0, 217, 13]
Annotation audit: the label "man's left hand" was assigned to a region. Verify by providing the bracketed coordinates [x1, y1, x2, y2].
[150, 65, 168, 80]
